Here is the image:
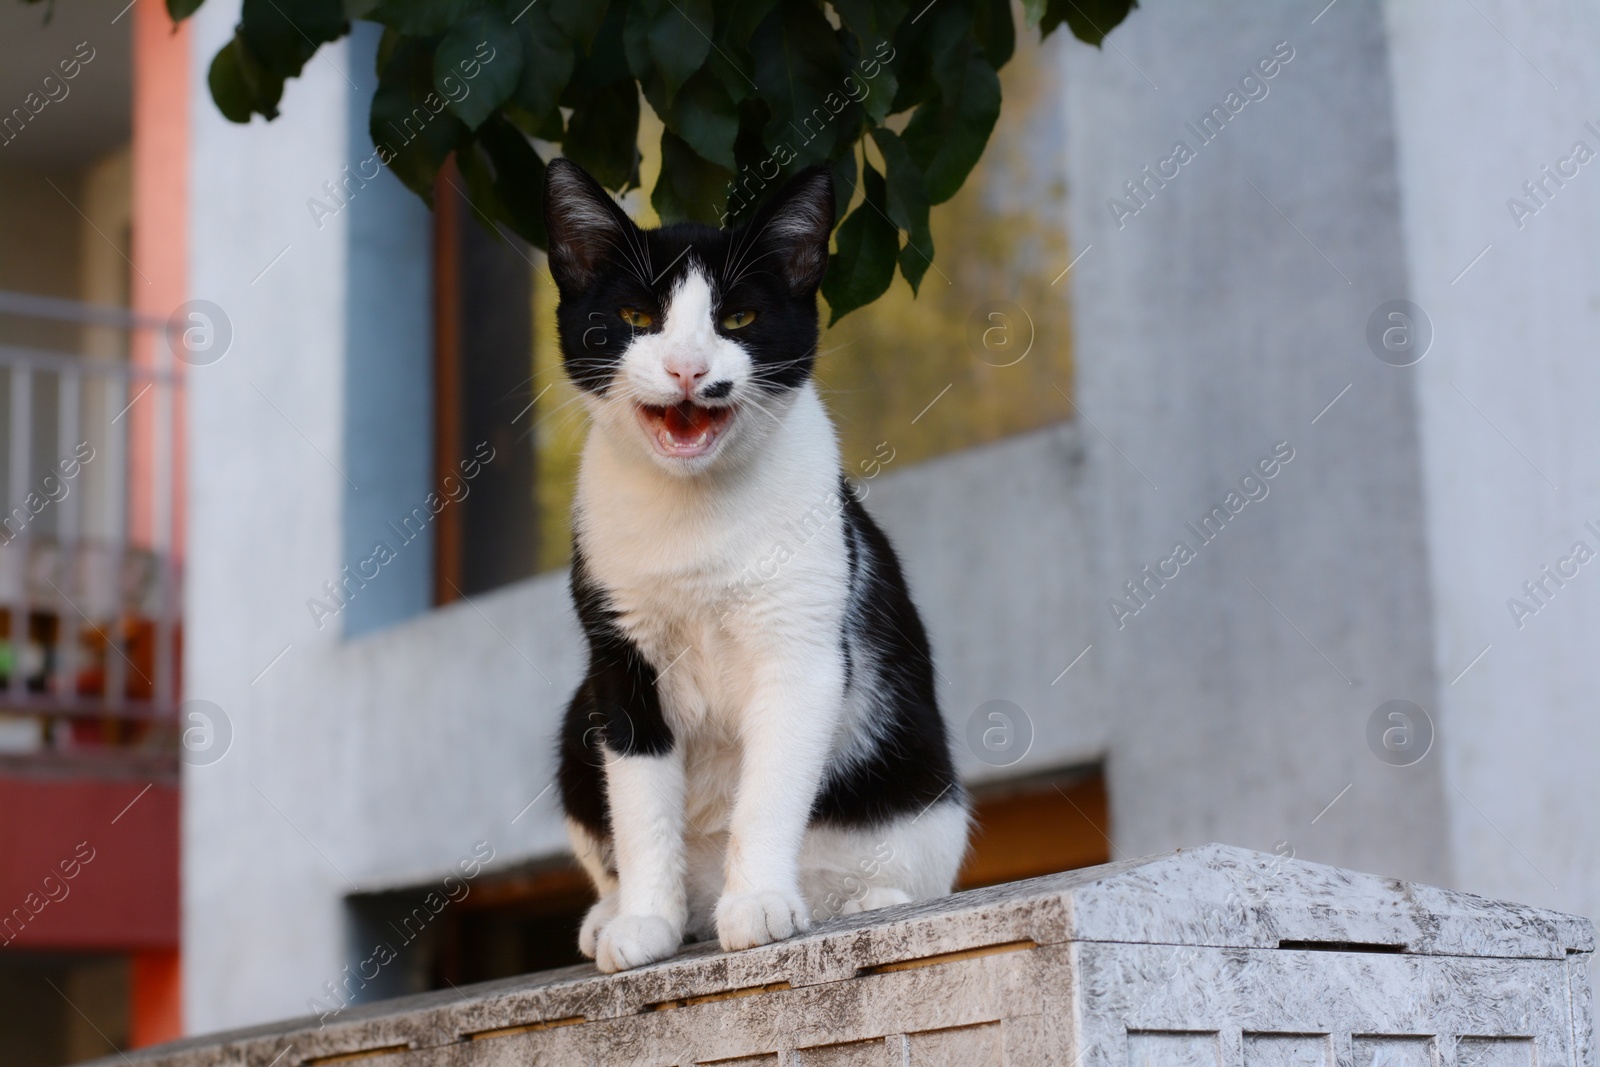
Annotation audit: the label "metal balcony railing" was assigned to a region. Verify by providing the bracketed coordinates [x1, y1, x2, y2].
[0, 289, 182, 773]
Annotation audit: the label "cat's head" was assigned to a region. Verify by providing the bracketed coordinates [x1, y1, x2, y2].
[543, 158, 834, 475]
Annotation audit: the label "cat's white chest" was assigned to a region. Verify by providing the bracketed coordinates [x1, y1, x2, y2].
[573, 385, 850, 737]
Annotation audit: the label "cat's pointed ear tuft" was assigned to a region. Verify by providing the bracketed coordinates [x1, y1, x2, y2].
[544, 158, 634, 291]
[750, 166, 834, 294]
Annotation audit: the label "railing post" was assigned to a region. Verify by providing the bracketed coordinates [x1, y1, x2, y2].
[58, 369, 82, 705]
[6, 365, 31, 703]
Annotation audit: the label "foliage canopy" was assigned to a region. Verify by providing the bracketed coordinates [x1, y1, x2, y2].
[114, 0, 1135, 318]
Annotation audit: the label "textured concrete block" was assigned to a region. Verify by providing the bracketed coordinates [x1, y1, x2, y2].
[92, 845, 1593, 1067]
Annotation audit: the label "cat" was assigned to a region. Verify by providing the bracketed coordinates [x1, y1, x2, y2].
[546, 158, 969, 974]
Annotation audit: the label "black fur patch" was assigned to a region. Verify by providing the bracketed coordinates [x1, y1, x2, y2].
[557, 548, 674, 840]
[809, 482, 963, 826]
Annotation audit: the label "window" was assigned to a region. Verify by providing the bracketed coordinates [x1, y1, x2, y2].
[959, 766, 1111, 889]
[431, 168, 539, 601]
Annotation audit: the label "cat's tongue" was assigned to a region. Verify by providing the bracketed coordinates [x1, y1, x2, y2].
[663, 401, 715, 440]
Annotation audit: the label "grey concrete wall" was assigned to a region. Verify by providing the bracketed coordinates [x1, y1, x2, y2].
[1383, 0, 1600, 922]
[1050, 0, 1450, 880]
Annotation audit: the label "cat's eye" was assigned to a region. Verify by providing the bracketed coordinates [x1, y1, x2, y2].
[720, 309, 757, 330]
[619, 307, 654, 328]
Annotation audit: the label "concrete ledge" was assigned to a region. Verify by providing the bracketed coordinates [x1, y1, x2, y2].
[98, 844, 1595, 1067]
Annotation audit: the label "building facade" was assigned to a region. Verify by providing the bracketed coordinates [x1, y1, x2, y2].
[149, 0, 1600, 1037]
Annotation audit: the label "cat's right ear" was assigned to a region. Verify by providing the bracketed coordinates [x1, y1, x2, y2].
[544, 159, 633, 291]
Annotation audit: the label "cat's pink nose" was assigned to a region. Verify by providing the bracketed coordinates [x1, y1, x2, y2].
[664, 359, 708, 398]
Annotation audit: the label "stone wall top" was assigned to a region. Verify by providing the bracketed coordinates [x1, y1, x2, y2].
[96, 844, 1594, 1067]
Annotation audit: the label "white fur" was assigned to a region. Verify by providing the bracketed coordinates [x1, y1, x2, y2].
[568, 266, 967, 971]
[624, 268, 748, 404]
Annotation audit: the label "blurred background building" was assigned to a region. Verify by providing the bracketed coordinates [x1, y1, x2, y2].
[1, 0, 1597, 1061]
[0, 1, 182, 1062]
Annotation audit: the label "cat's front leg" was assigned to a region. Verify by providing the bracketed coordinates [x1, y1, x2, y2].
[575, 580, 689, 973]
[716, 644, 844, 952]
[597, 747, 688, 972]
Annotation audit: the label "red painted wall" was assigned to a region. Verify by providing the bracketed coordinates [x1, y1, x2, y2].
[0, 777, 178, 950]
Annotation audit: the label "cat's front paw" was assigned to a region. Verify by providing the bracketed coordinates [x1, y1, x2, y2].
[577, 893, 620, 959]
[715, 889, 810, 952]
[595, 914, 682, 973]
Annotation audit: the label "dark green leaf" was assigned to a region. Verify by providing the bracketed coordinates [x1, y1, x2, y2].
[208, 39, 262, 122]
[563, 3, 630, 99]
[722, 99, 773, 225]
[239, 0, 347, 78]
[666, 68, 737, 170]
[1041, 0, 1137, 45]
[511, 8, 573, 125]
[564, 77, 641, 189]
[167, 0, 204, 23]
[370, 83, 464, 199]
[885, 0, 966, 113]
[375, 26, 402, 74]
[534, 105, 565, 140]
[368, 0, 485, 37]
[343, 0, 378, 18]
[833, 0, 902, 126]
[821, 163, 898, 325]
[974, 0, 1015, 69]
[623, 0, 713, 105]
[546, 0, 609, 52]
[207, 33, 285, 121]
[652, 130, 732, 226]
[831, 0, 906, 55]
[703, 0, 769, 105]
[234, 32, 288, 114]
[635, 68, 672, 124]
[712, 0, 778, 49]
[869, 127, 932, 293]
[750, 1, 846, 167]
[455, 134, 507, 234]
[477, 114, 549, 246]
[374, 31, 436, 96]
[434, 9, 523, 129]
[900, 34, 1000, 203]
[828, 147, 857, 225]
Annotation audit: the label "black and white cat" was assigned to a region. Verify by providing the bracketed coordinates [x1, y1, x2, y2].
[546, 158, 968, 974]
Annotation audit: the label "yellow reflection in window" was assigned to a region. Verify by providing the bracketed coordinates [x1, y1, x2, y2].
[819, 26, 1074, 473]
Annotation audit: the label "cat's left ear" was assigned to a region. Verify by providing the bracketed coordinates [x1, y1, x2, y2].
[544, 158, 638, 292]
[746, 166, 834, 294]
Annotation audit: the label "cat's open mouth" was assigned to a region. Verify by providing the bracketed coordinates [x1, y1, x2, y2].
[637, 401, 735, 458]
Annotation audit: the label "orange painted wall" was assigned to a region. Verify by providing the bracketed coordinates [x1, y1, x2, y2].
[131, 0, 188, 562]
[131, 948, 183, 1047]
[127, 0, 188, 1044]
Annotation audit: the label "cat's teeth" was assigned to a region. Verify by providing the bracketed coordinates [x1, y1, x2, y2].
[657, 430, 713, 451]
